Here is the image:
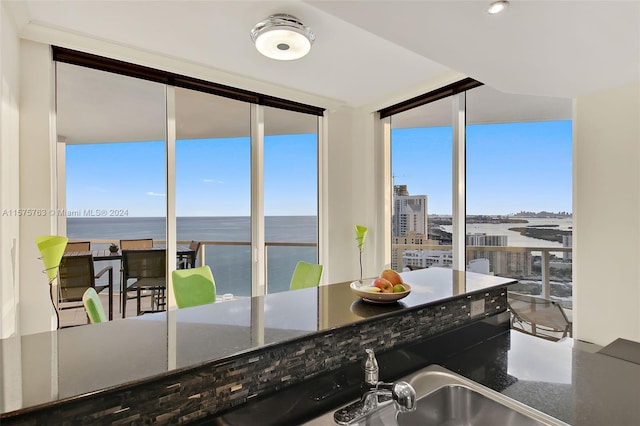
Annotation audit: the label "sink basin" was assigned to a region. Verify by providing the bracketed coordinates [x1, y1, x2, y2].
[303, 365, 568, 426]
[396, 385, 543, 426]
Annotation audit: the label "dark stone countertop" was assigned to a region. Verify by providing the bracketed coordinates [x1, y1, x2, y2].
[459, 331, 640, 426]
[0, 267, 515, 417]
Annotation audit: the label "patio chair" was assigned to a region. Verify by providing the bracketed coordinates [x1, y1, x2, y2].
[178, 240, 201, 269]
[289, 261, 323, 291]
[118, 238, 154, 312]
[64, 241, 91, 253]
[119, 238, 153, 250]
[58, 254, 113, 323]
[122, 249, 166, 317]
[172, 265, 216, 308]
[83, 287, 107, 323]
[507, 291, 572, 341]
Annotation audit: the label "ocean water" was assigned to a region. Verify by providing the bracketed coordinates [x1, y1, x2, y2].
[442, 217, 573, 248]
[67, 216, 318, 296]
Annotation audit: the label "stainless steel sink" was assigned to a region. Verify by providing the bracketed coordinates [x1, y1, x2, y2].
[303, 365, 568, 426]
[397, 384, 543, 426]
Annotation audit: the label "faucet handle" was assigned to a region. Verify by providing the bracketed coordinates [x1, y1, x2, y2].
[363, 348, 379, 385]
[390, 381, 417, 412]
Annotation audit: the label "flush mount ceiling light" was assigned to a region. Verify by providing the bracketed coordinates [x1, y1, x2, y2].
[487, 0, 509, 14]
[251, 14, 315, 60]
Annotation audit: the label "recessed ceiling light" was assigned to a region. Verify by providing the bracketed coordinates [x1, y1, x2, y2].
[250, 14, 315, 61]
[487, 0, 510, 15]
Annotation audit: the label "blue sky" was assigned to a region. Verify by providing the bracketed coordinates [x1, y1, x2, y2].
[392, 120, 572, 215]
[66, 134, 318, 217]
[66, 120, 571, 217]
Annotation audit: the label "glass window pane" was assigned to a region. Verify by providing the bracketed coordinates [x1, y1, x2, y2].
[264, 107, 319, 293]
[465, 85, 573, 308]
[58, 62, 167, 323]
[390, 97, 453, 273]
[175, 88, 251, 298]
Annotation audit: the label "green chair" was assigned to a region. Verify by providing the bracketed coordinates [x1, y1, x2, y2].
[82, 287, 107, 324]
[289, 261, 323, 291]
[172, 265, 216, 308]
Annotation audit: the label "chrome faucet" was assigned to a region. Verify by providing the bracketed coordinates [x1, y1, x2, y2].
[363, 348, 379, 386]
[334, 348, 417, 425]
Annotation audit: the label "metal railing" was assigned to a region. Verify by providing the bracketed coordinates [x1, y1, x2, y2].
[76, 239, 318, 296]
[71, 239, 571, 303]
[393, 243, 572, 301]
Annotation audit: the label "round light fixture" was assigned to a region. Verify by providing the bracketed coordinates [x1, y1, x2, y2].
[251, 14, 315, 60]
[487, 0, 509, 14]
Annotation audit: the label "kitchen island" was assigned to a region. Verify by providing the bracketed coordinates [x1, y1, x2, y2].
[2, 267, 516, 424]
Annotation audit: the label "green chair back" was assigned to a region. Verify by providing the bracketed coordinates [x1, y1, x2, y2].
[36, 235, 69, 282]
[172, 266, 216, 309]
[83, 287, 107, 323]
[289, 261, 323, 291]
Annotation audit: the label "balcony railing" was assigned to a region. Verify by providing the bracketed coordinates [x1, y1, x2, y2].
[73, 239, 318, 297]
[71, 239, 571, 305]
[393, 243, 572, 305]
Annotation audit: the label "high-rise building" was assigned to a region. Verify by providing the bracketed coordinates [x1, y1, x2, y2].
[392, 190, 428, 237]
[393, 185, 409, 196]
[466, 233, 507, 246]
[402, 249, 452, 269]
[466, 233, 532, 277]
[392, 186, 431, 270]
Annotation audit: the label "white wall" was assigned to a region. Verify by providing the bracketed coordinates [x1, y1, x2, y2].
[18, 40, 58, 335]
[323, 107, 382, 285]
[574, 82, 640, 346]
[0, 0, 22, 338]
[0, 0, 23, 412]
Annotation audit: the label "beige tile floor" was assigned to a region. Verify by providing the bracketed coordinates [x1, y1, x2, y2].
[58, 291, 157, 328]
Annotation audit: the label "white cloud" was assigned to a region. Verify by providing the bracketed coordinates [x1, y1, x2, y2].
[146, 191, 166, 197]
[203, 179, 223, 184]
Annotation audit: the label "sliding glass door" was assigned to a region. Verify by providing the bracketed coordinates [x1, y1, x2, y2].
[56, 54, 322, 307]
[57, 61, 167, 324]
[465, 86, 573, 305]
[263, 106, 319, 294]
[387, 82, 572, 306]
[175, 87, 252, 298]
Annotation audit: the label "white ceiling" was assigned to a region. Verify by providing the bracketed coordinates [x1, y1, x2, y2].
[12, 0, 639, 110]
[7, 0, 638, 143]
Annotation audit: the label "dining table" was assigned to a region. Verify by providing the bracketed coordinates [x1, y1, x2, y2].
[68, 245, 197, 264]
[63, 245, 198, 319]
